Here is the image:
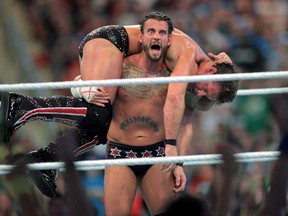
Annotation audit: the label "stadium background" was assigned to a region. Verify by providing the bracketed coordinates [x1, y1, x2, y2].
[0, 0, 288, 215]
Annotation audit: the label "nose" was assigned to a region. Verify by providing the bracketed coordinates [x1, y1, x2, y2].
[153, 37, 160, 42]
[153, 32, 161, 39]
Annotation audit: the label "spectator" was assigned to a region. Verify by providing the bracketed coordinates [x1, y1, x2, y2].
[258, 92, 288, 216]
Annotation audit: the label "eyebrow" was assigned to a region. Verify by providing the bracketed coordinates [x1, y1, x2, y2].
[147, 28, 155, 32]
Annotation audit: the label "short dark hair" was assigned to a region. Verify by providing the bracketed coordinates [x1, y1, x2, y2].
[139, 11, 174, 35]
[214, 63, 240, 104]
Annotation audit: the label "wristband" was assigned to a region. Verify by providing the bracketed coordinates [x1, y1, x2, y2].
[70, 78, 83, 98]
[71, 86, 82, 98]
[165, 139, 177, 146]
[176, 163, 183, 167]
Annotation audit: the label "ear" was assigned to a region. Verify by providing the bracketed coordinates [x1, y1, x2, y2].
[208, 66, 217, 74]
[168, 35, 172, 46]
[138, 32, 143, 43]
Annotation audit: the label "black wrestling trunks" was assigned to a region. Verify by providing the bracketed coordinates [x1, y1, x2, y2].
[79, 25, 129, 58]
[106, 141, 165, 177]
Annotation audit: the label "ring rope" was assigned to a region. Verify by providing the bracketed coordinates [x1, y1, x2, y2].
[0, 73, 284, 175]
[237, 87, 288, 96]
[0, 151, 279, 175]
[0, 71, 288, 91]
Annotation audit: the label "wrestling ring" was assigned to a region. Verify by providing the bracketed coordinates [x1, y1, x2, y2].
[0, 71, 287, 174]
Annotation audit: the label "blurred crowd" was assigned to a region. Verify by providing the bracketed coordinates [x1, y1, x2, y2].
[1, 0, 288, 215]
[18, 0, 288, 81]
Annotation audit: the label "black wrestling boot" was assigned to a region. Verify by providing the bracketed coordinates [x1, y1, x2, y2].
[25, 143, 59, 198]
[0, 92, 21, 143]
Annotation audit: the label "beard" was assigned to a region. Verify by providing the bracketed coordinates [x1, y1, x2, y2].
[185, 90, 215, 111]
[142, 44, 169, 62]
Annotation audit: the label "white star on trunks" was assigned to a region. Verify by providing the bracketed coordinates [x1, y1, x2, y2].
[156, 146, 165, 157]
[110, 147, 121, 158]
[142, 150, 152, 158]
[126, 150, 137, 158]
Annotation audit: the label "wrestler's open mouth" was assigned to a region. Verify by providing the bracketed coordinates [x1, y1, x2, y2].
[151, 44, 160, 50]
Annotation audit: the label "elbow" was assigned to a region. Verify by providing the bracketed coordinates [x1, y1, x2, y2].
[164, 94, 185, 115]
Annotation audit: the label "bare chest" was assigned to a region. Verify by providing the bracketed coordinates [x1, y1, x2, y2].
[118, 63, 170, 102]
